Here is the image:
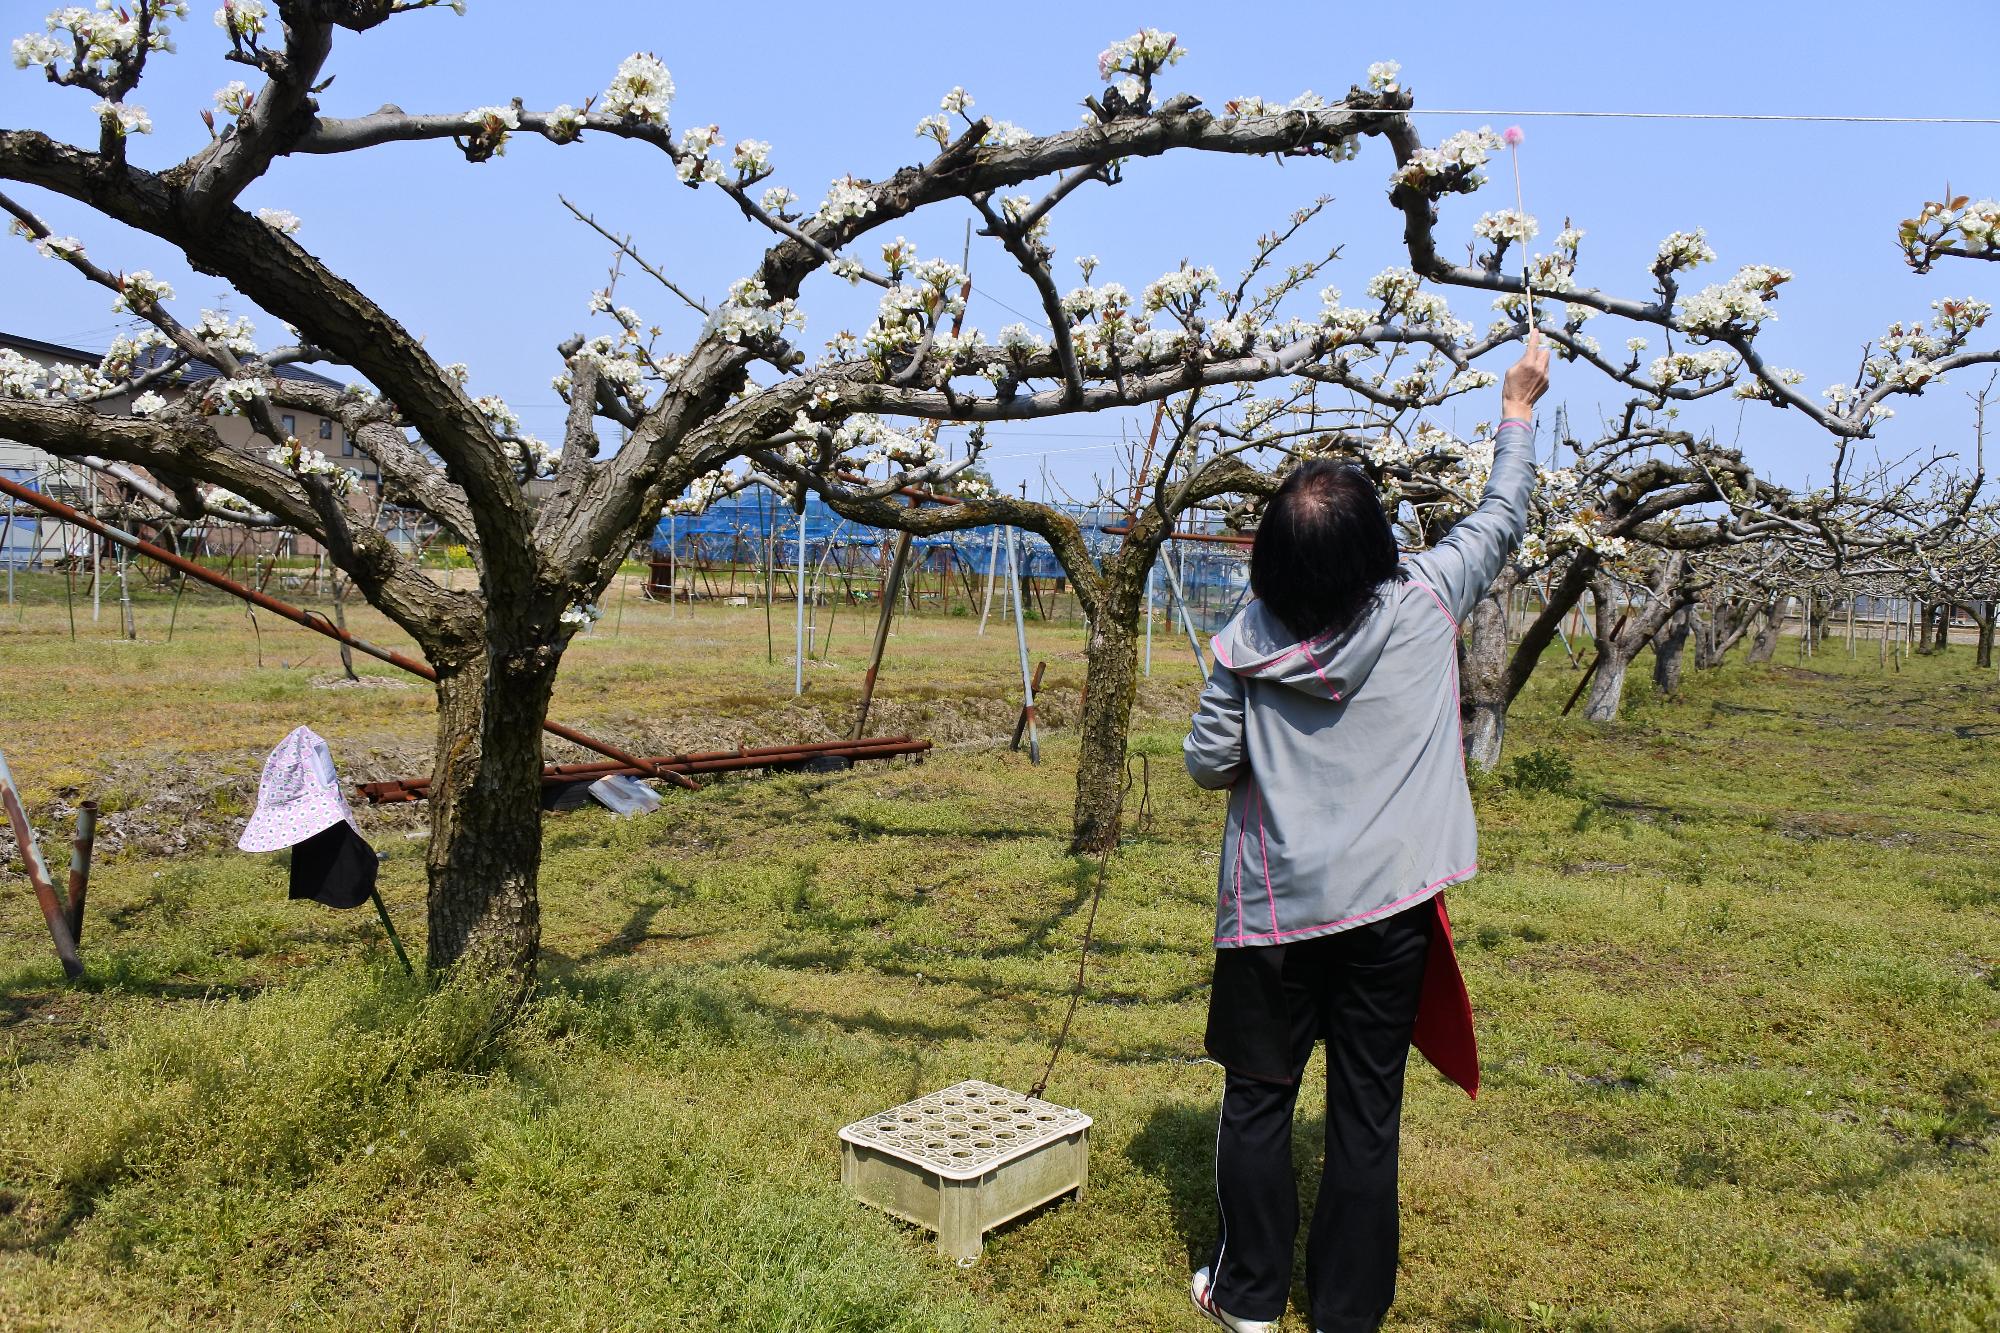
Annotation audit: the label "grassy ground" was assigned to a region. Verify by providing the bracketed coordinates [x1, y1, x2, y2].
[0, 575, 1996, 1330]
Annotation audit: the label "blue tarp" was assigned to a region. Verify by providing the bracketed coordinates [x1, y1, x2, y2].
[649, 491, 1249, 595]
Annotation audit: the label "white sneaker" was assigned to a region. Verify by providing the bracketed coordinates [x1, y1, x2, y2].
[1189, 1265, 1277, 1332]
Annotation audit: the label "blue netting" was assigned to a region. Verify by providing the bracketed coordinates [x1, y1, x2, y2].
[649, 492, 1249, 607]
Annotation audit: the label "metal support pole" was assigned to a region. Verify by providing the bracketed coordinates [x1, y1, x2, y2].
[66, 799, 96, 944]
[1157, 545, 1208, 673]
[1005, 528, 1040, 764]
[89, 469, 101, 624]
[794, 508, 808, 696]
[977, 526, 1000, 635]
[1143, 564, 1154, 677]
[1, 499, 14, 606]
[370, 889, 414, 975]
[0, 747, 83, 979]
[851, 529, 912, 740]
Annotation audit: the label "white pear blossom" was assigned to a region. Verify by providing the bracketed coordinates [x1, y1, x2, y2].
[267, 437, 359, 494]
[1654, 229, 1717, 274]
[1142, 264, 1219, 316]
[193, 309, 257, 355]
[255, 208, 300, 234]
[547, 104, 584, 141]
[998, 322, 1048, 356]
[16, 1, 185, 77]
[983, 121, 1033, 148]
[1366, 60, 1401, 92]
[558, 602, 602, 628]
[1473, 210, 1537, 244]
[214, 1, 266, 40]
[602, 52, 673, 126]
[131, 390, 167, 416]
[728, 137, 764, 175]
[112, 270, 174, 313]
[815, 176, 875, 225]
[940, 87, 974, 115]
[1675, 264, 1791, 336]
[1390, 127, 1503, 194]
[1097, 28, 1185, 82]
[760, 185, 798, 214]
[96, 100, 152, 136]
[213, 80, 253, 117]
[1649, 348, 1736, 387]
[9, 221, 85, 261]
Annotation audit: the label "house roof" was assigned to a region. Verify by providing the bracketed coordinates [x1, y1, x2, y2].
[1, 330, 348, 392]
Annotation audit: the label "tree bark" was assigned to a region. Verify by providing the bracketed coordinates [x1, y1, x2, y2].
[1975, 603, 1995, 669]
[1582, 557, 1685, 723]
[1695, 596, 1758, 669]
[1070, 581, 1144, 854]
[422, 638, 562, 979]
[1746, 595, 1789, 663]
[1504, 550, 1598, 703]
[1460, 566, 1521, 771]
[1652, 604, 1692, 695]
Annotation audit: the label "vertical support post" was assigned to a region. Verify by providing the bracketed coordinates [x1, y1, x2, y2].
[89, 469, 101, 624]
[66, 799, 96, 944]
[1143, 564, 1154, 677]
[2, 497, 14, 607]
[370, 889, 413, 975]
[1011, 662, 1047, 751]
[1006, 528, 1040, 764]
[1157, 545, 1207, 673]
[117, 540, 134, 639]
[852, 530, 912, 740]
[0, 747, 83, 979]
[977, 527, 1000, 635]
[794, 507, 809, 695]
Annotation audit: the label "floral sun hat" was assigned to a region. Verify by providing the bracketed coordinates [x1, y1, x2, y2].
[238, 726, 363, 853]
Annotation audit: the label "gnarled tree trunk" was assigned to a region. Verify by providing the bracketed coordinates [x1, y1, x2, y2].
[1582, 556, 1686, 723]
[1070, 579, 1146, 855]
[1652, 604, 1692, 696]
[1460, 566, 1521, 771]
[423, 634, 564, 978]
[1974, 602, 1995, 669]
[1746, 595, 1789, 664]
[1695, 596, 1758, 668]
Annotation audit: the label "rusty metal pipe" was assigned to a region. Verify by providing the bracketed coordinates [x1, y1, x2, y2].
[0, 475, 695, 791]
[1098, 523, 1255, 547]
[375, 737, 929, 792]
[357, 738, 932, 804]
[0, 747, 83, 979]
[66, 799, 96, 945]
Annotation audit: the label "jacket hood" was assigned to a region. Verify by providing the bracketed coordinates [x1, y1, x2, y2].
[1209, 588, 1398, 701]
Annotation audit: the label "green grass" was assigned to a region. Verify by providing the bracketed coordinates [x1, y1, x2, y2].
[1, 585, 1997, 1329]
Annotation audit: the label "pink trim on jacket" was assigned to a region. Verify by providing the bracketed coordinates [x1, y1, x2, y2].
[1213, 862, 1477, 946]
[1253, 781, 1279, 937]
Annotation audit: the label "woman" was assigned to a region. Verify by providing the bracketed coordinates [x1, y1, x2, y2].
[1183, 336, 1550, 1332]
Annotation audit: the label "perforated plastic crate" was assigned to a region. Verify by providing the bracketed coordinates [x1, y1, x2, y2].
[838, 1080, 1091, 1261]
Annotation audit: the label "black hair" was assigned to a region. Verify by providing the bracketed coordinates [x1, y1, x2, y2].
[1249, 459, 1400, 643]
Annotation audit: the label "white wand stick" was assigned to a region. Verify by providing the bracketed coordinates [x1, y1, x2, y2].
[1504, 125, 1535, 332]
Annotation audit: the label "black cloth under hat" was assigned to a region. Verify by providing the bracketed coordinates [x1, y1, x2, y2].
[287, 821, 378, 910]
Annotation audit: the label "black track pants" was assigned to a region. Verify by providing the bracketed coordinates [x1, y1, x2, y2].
[1203, 900, 1434, 1331]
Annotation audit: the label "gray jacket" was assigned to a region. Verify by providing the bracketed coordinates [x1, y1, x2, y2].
[1183, 419, 1535, 947]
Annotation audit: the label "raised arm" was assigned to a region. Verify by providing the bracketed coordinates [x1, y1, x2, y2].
[1404, 334, 1550, 622]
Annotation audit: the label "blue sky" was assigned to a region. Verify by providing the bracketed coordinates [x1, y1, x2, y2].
[5, 1, 1997, 500]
